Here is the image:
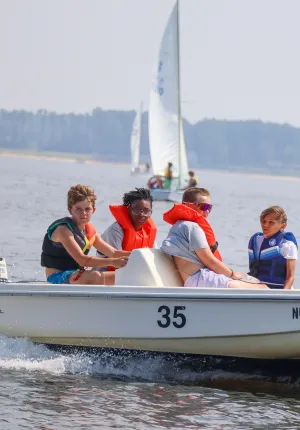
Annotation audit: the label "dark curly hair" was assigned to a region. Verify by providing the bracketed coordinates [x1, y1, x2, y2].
[123, 188, 153, 206]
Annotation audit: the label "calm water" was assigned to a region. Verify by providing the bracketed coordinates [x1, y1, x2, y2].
[1, 155, 300, 429]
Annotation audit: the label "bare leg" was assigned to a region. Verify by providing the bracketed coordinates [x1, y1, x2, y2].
[70, 271, 115, 285]
[228, 280, 269, 289]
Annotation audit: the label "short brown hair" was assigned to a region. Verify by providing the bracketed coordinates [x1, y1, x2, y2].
[260, 206, 287, 224]
[182, 187, 210, 203]
[67, 184, 97, 209]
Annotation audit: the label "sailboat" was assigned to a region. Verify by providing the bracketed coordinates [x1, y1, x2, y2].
[148, 0, 189, 202]
[130, 102, 143, 175]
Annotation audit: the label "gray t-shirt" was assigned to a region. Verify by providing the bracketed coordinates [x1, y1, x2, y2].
[97, 222, 124, 255]
[161, 220, 209, 266]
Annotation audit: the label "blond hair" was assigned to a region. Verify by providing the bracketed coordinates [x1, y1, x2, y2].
[67, 184, 97, 209]
[182, 187, 210, 203]
[260, 206, 287, 224]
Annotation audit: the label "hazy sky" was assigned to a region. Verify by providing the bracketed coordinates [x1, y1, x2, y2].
[1, 0, 300, 125]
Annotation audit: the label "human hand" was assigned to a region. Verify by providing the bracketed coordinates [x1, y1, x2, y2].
[231, 271, 243, 280]
[112, 256, 129, 269]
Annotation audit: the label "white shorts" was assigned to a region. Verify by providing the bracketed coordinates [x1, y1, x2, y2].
[184, 268, 230, 289]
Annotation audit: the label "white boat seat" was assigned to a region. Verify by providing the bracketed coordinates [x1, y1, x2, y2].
[115, 248, 184, 287]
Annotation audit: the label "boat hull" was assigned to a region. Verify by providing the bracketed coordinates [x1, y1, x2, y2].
[151, 189, 184, 203]
[1, 284, 300, 359]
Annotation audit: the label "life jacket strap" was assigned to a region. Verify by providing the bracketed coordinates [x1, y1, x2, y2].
[210, 242, 218, 253]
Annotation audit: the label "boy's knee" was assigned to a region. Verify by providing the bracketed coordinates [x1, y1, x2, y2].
[84, 271, 102, 285]
[91, 271, 103, 281]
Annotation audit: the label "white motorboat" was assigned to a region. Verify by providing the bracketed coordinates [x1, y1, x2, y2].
[1, 249, 300, 360]
[148, 1, 190, 202]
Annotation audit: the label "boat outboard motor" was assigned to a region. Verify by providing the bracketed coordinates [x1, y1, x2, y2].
[0, 258, 8, 282]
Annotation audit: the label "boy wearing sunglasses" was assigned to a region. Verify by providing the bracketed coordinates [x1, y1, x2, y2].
[96, 188, 157, 270]
[161, 187, 268, 289]
[248, 206, 297, 289]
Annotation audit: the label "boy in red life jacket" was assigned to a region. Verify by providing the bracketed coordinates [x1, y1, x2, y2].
[162, 187, 269, 289]
[96, 188, 157, 269]
[41, 184, 130, 285]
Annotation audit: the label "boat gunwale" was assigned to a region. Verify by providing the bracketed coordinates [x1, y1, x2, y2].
[0, 289, 300, 301]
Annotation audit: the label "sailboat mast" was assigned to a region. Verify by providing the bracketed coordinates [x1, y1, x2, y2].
[138, 101, 143, 166]
[176, 0, 182, 186]
[139, 101, 143, 143]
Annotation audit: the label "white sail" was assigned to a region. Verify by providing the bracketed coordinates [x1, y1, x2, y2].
[130, 103, 143, 172]
[148, 0, 189, 189]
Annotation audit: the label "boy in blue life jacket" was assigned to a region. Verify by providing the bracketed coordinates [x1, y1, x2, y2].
[248, 206, 298, 289]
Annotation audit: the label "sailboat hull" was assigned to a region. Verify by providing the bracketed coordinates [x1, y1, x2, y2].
[151, 188, 184, 203]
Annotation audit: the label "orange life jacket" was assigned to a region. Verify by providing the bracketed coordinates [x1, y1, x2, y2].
[84, 223, 97, 250]
[163, 204, 222, 261]
[107, 205, 157, 270]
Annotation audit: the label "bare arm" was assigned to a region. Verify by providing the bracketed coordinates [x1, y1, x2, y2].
[93, 233, 130, 258]
[51, 226, 128, 268]
[284, 259, 296, 289]
[195, 247, 241, 280]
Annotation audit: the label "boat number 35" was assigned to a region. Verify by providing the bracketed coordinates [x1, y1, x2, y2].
[157, 305, 186, 328]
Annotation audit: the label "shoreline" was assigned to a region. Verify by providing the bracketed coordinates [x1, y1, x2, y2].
[199, 168, 300, 181]
[0, 151, 130, 167]
[1, 150, 300, 181]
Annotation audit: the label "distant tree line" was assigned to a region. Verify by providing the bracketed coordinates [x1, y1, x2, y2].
[1, 108, 300, 172]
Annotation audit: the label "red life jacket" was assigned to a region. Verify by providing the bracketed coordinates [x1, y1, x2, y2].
[163, 204, 222, 261]
[107, 205, 157, 270]
[84, 223, 96, 250]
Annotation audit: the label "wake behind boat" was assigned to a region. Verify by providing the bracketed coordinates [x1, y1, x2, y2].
[1, 249, 300, 359]
[148, 1, 190, 202]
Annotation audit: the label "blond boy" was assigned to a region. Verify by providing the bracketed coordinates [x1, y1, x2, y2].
[248, 206, 297, 289]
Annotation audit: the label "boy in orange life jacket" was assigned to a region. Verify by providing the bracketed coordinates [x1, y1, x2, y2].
[161, 187, 269, 289]
[41, 184, 130, 285]
[97, 188, 157, 266]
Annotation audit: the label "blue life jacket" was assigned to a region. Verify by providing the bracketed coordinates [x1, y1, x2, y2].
[248, 230, 297, 289]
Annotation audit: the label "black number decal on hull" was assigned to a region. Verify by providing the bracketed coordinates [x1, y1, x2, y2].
[157, 305, 186, 328]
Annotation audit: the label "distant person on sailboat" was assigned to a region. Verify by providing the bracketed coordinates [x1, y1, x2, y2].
[180, 171, 198, 190]
[164, 162, 173, 189]
[41, 184, 130, 285]
[96, 188, 157, 270]
[145, 162, 150, 173]
[147, 175, 164, 190]
[161, 187, 269, 289]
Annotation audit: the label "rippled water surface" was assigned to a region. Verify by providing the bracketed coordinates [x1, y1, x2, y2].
[1, 156, 300, 428]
